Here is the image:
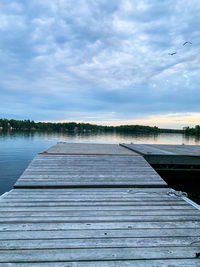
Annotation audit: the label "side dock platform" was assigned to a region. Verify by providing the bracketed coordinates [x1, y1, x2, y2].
[0, 142, 200, 266]
[121, 143, 200, 190]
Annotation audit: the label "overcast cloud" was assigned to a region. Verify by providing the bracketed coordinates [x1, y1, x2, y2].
[0, 0, 200, 127]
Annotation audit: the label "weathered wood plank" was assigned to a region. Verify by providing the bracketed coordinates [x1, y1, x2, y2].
[33, 155, 142, 160]
[25, 166, 154, 170]
[1, 215, 200, 223]
[22, 170, 158, 174]
[4, 193, 173, 198]
[2, 259, 200, 266]
[0, 209, 197, 217]
[9, 187, 169, 192]
[0, 247, 199, 262]
[0, 221, 199, 231]
[1, 198, 186, 203]
[16, 176, 161, 182]
[16, 176, 163, 180]
[0, 202, 190, 208]
[1, 236, 200, 249]
[7, 198, 175, 203]
[15, 181, 163, 186]
[1, 228, 199, 240]
[15, 154, 166, 187]
[0, 197, 189, 203]
[14, 182, 166, 187]
[1, 197, 187, 202]
[0, 204, 192, 210]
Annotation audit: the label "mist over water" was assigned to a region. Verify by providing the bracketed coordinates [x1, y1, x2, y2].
[0, 131, 200, 195]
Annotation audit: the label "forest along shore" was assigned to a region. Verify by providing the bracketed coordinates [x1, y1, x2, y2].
[1, 118, 200, 135]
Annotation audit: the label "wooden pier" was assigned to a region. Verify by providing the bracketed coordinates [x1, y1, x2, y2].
[120, 143, 200, 165]
[121, 143, 200, 191]
[0, 143, 200, 266]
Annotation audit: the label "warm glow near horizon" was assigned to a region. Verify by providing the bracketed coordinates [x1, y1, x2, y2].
[46, 112, 200, 129]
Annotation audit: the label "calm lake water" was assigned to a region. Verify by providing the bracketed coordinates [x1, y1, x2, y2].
[0, 130, 200, 196]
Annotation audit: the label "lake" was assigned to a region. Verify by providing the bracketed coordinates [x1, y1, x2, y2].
[0, 130, 200, 196]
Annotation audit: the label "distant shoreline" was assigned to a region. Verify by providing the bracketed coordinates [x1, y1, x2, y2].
[0, 118, 199, 136]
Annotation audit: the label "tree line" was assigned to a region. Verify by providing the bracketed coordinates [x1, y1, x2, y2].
[183, 125, 200, 135]
[0, 118, 199, 135]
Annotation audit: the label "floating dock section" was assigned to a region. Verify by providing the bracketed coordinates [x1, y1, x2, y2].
[121, 143, 200, 191]
[0, 142, 200, 266]
[14, 143, 166, 188]
[120, 143, 200, 165]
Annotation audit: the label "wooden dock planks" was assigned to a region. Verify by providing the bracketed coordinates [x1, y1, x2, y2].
[120, 143, 200, 167]
[0, 188, 200, 265]
[43, 142, 139, 155]
[0, 143, 200, 265]
[121, 143, 200, 156]
[0, 260, 200, 266]
[14, 154, 167, 188]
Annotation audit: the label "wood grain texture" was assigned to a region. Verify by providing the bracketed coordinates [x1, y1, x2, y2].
[0, 247, 199, 262]
[0, 188, 200, 264]
[1, 143, 200, 265]
[121, 143, 200, 156]
[1, 259, 200, 266]
[42, 142, 139, 155]
[14, 154, 167, 188]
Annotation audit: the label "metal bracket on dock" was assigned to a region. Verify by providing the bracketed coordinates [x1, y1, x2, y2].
[168, 189, 200, 210]
[167, 190, 188, 198]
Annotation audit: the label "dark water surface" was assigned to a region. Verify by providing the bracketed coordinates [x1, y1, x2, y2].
[0, 131, 200, 196]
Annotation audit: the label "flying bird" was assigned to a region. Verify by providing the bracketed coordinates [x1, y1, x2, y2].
[168, 52, 177, 56]
[183, 41, 192, 46]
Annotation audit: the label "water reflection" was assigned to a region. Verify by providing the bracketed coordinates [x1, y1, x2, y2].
[0, 130, 200, 195]
[1, 130, 200, 144]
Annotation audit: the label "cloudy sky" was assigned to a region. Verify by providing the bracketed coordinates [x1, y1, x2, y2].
[0, 0, 200, 128]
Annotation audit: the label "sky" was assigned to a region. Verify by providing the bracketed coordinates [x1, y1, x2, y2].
[0, 0, 200, 129]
